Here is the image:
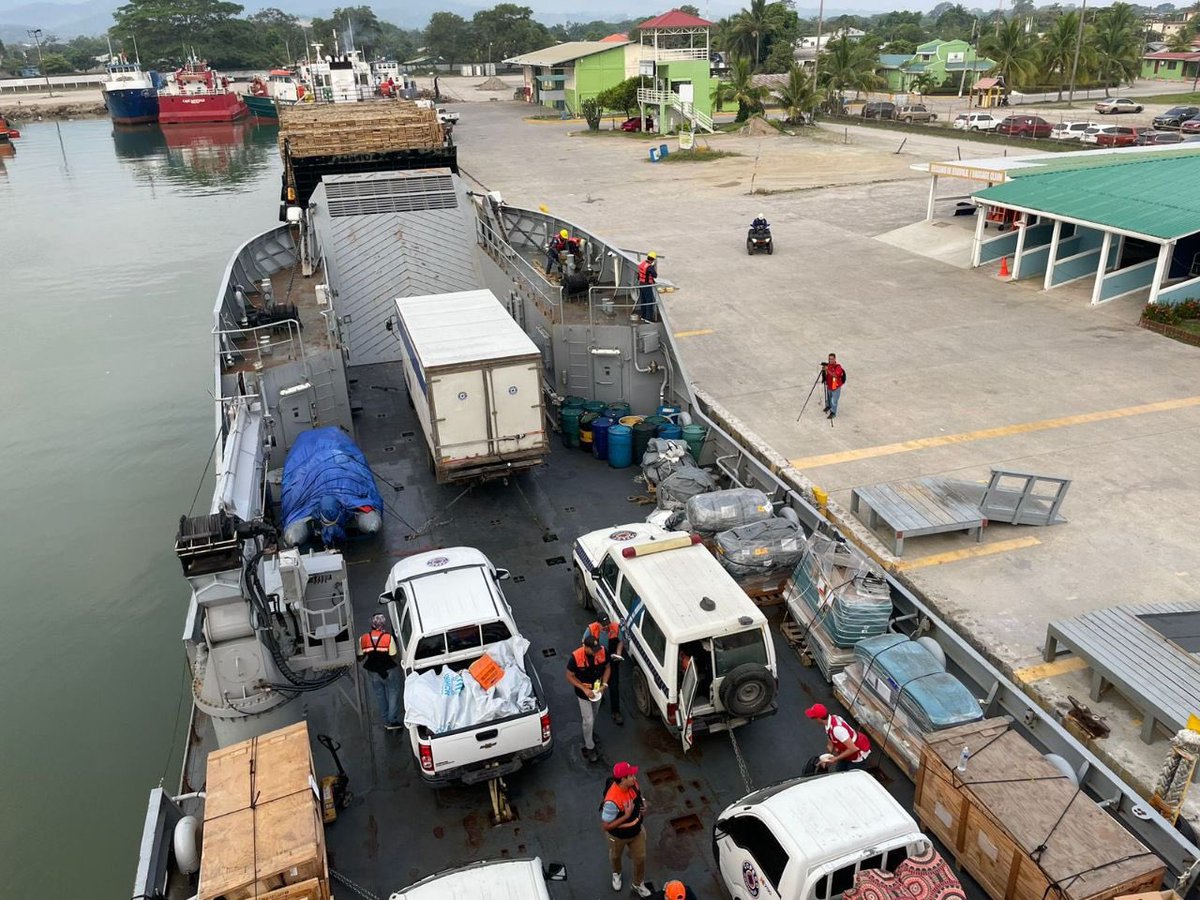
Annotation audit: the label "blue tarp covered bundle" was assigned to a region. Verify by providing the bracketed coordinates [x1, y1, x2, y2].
[281, 427, 384, 546]
[853, 634, 983, 732]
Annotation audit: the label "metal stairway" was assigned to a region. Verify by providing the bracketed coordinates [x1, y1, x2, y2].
[636, 87, 714, 133]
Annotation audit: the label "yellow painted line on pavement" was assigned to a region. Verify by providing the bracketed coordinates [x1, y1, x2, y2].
[893, 536, 1041, 572]
[674, 328, 715, 338]
[1012, 656, 1089, 683]
[789, 395, 1200, 470]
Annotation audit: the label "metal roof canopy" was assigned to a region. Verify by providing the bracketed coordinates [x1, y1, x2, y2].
[504, 40, 629, 67]
[974, 152, 1200, 242]
[916, 143, 1200, 184]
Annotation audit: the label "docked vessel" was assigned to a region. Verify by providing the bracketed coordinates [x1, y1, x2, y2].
[101, 56, 161, 125]
[130, 101, 1200, 900]
[243, 69, 306, 119]
[158, 59, 247, 125]
[299, 49, 374, 102]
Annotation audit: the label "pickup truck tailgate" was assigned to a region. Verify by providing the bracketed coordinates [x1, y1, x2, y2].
[427, 707, 547, 774]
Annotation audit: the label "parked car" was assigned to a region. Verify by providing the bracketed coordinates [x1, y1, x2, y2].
[1081, 124, 1119, 144]
[1049, 121, 1098, 140]
[1094, 97, 1143, 114]
[995, 115, 1053, 137]
[714, 771, 939, 900]
[1093, 125, 1146, 147]
[381, 547, 553, 786]
[860, 101, 896, 119]
[572, 523, 779, 750]
[952, 112, 999, 131]
[393, 859, 566, 899]
[1152, 105, 1199, 128]
[620, 115, 653, 131]
[893, 104, 937, 123]
[1137, 129, 1186, 145]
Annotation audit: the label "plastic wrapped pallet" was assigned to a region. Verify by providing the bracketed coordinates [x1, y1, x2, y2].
[853, 634, 983, 732]
[656, 466, 716, 511]
[686, 488, 773, 534]
[716, 518, 805, 576]
[641, 438, 697, 487]
[793, 532, 893, 647]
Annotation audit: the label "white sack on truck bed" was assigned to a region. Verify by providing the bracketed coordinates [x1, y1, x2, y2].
[715, 518, 805, 575]
[687, 488, 773, 534]
[403, 636, 537, 734]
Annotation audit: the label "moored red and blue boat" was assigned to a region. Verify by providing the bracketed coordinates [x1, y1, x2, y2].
[101, 57, 161, 125]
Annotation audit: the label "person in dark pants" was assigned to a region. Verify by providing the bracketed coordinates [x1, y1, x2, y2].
[584, 610, 625, 725]
[546, 229, 569, 275]
[806, 703, 871, 771]
[635, 252, 658, 322]
[821, 353, 847, 420]
[358, 613, 402, 730]
[566, 635, 609, 762]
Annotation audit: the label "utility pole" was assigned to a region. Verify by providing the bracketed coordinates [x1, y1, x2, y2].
[1066, 0, 1087, 107]
[28, 28, 52, 97]
[812, 0, 825, 116]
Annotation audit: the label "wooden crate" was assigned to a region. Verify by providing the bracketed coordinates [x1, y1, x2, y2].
[914, 719, 1166, 900]
[198, 722, 331, 900]
[278, 101, 443, 160]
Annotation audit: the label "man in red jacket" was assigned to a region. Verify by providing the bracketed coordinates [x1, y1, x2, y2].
[821, 353, 847, 420]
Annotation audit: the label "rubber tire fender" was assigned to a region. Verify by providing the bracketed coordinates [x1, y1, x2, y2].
[719, 664, 776, 717]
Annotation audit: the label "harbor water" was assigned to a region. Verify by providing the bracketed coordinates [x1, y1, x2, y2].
[0, 118, 284, 898]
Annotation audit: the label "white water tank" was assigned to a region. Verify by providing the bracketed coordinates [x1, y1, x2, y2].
[460, 64, 471, 76]
[486, 63, 497, 76]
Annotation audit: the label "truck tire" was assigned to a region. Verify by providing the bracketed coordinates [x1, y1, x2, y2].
[720, 664, 776, 717]
[632, 666, 654, 718]
[573, 567, 593, 610]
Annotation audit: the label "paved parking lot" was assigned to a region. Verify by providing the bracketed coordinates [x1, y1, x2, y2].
[454, 102, 1200, 810]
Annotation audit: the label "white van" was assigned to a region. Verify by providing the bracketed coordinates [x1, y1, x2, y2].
[390, 857, 565, 899]
[573, 524, 778, 750]
[714, 771, 931, 900]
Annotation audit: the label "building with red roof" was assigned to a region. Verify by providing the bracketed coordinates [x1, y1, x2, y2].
[1141, 50, 1200, 81]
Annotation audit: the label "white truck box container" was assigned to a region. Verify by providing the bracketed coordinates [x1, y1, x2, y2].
[394, 289, 547, 484]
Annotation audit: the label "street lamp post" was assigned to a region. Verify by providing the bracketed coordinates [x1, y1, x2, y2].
[28, 28, 53, 97]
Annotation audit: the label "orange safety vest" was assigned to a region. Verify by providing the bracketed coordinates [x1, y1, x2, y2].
[360, 629, 393, 653]
[637, 259, 655, 285]
[587, 621, 620, 643]
[603, 779, 644, 838]
[572, 645, 607, 669]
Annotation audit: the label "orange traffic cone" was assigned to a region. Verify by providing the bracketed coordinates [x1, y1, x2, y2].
[998, 256, 1010, 278]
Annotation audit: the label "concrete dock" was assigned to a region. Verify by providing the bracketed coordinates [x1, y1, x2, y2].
[454, 103, 1200, 818]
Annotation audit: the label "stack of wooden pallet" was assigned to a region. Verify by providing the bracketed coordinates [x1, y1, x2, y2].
[915, 719, 1166, 900]
[278, 101, 442, 159]
[198, 721, 331, 900]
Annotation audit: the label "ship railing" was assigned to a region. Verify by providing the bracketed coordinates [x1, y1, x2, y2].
[214, 319, 306, 373]
[476, 216, 564, 324]
[584, 284, 659, 327]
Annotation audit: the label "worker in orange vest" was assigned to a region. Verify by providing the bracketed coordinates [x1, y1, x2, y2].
[566, 635, 609, 762]
[600, 761, 652, 896]
[635, 252, 658, 322]
[359, 613, 402, 730]
[821, 353, 847, 420]
[583, 610, 625, 725]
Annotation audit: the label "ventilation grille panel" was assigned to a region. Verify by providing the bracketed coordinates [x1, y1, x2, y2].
[325, 174, 458, 217]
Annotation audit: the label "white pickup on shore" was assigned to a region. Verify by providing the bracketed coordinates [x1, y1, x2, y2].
[381, 547, 553, 785]
[394, 289, 547, 484]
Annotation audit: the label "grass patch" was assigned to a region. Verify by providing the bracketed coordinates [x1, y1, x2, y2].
[1131, 91, 1200, 105]
[657, 147, 740, 162]
[571, 128, 661, 140]
[1177, 320, 1200, 336]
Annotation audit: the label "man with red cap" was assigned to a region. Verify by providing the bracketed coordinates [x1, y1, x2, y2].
[805, 703, 871, 771]
[600, 761, 651, 896]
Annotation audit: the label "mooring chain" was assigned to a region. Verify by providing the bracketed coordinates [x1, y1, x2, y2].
[728, 728, 755, 794]
[330, 868, 384, 900]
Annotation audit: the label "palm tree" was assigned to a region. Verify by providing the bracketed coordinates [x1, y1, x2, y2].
[775, 64, 818, 122]
[980, 19, 1040, 90]
[711, 55, 769, 122]
[1039, 13, 1084, 100]
[909, 72, 937, 96]
[1166, 24, 1198, 52]
[1092, 4, 1142, 96]
[726, 0, 788, 68]
[818, 35, 882, 99]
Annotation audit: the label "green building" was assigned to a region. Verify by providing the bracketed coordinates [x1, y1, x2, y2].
[1141, 51, 1200, 80]
[877, 40, 995, 93]
[506, 39, 639, 112]
[634, 9, 720, 133]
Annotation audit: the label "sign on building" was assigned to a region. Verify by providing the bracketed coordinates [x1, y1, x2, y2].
[639, 59, 655, 77]
[947, 51, 965, 64]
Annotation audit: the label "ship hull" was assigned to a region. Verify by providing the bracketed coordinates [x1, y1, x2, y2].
[104, 88, 160, 125]
[242, 93, 293, 120]
[159, 92, 248, 125]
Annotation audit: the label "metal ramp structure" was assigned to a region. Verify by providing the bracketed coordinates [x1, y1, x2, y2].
[850, 477, 986, 556]
[978, 469, 1070, 525]
[1043, 601, 1200, 743]
[637, 87, 715, 133]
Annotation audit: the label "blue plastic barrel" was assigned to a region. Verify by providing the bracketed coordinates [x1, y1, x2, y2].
[649, 147, 660, 162]
[608, 424, 633, 469]
[592, 416, 614, 461]
[604, 401, 631, 421]
[658, 422, 682, 440]
[659, 143, 669, 158]
[561, 405, 584, 449]
[656, 404, 681, 422]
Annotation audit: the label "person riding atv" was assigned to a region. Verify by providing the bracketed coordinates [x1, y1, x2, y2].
[747, 214, 773, 255]
[750, 214, 770, 234]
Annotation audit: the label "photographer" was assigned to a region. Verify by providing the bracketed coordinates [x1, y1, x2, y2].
[821, 353, 847, 420]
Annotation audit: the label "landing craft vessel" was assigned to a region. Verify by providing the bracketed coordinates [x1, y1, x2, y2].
[131, 103, 1199, 900]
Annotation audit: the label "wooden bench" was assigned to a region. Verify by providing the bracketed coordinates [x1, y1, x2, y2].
[1043, 601, 1200, 743]
[850, 477, 986, 556]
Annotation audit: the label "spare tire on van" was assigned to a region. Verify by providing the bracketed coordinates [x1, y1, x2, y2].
[720, 663, 777, 717]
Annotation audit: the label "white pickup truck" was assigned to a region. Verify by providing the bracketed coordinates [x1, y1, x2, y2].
[415, 97, 459, 125]
[381, 547, 552, 785]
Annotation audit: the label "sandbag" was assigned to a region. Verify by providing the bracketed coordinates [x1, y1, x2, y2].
[656, 466, 716, 511]
[641, 438, 697, 486]
[686, 488, 773, 534]
[715, 518, 805, 575]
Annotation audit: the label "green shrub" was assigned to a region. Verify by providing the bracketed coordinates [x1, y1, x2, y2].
[1141, 298, 1200, 325]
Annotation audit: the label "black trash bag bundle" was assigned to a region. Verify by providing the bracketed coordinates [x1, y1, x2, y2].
[641, 438, 697, 487]
[686, 487, 773, 534]
[656, 466, 717, 511]
[715, 518, 805, 576]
